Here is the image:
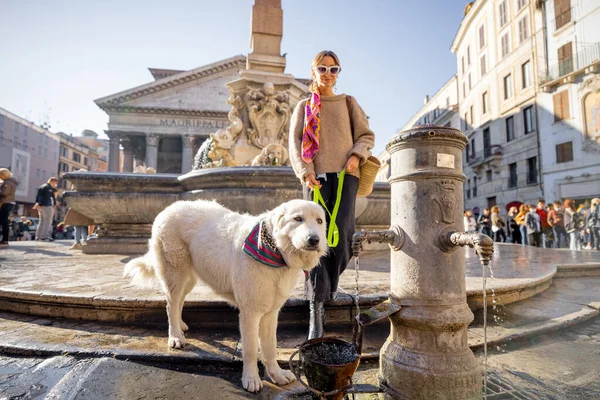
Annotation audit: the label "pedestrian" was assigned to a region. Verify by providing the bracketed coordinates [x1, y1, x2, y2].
[515, 204, 528, 246]
[464, 210, 477, 232]
[588, 198, 600, 251]
[536, 199, 551, 248]
[491, 205, 506, 243]
[0, 168, 19, 247]
[289, 50, 375, 339]
[564, 199, 582, 250]
[478, 208, 492, 238]
[33, 177, 59, 242]
[20, 217, 32, 241]
[64, 207, 94, 250]
[548, 201, 567, 248]
[525, 204, 541, 247]
[507, 206, 521, 244]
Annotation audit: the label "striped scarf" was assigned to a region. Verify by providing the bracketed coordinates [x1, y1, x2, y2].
[301, 92, 321, 163]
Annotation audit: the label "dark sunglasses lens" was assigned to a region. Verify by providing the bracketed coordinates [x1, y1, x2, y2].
[317, 67, 327, 74]
[330, 67, 340, 74]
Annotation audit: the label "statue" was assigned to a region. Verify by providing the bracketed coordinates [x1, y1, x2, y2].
[192, 129, 239, 169]
[251, 143, 289, 166]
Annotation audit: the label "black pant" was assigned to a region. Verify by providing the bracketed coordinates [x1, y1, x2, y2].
[527, 232, 540, 247]
[591, 228, 600, 251]
[494, 228, 506, 243]
[0, 203, 15, 243]
[303, 173, 359, 302]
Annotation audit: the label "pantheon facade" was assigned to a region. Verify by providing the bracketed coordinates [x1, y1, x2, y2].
[96, 55, 246, 173]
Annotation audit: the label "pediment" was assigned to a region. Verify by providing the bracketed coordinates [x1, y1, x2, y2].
[95, 55, 246, 113]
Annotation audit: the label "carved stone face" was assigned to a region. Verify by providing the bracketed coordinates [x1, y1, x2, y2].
[263, 82, 275, 96]
[265, 144, 287, 162]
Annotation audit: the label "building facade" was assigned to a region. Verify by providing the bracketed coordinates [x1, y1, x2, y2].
[0, 107, 60, 216]
[376, 76, 460, 182]
[96, 56, 248, 174]
[452, 0, 543, 212]
[77, 130, 108, 173]
[535, 0, 600, 202]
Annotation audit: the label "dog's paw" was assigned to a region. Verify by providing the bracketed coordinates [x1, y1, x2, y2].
[268, 367, 296, 386]
[168, 336, 185, 349]
[242, 372, 263, 393]
[181, 321, 189, 332]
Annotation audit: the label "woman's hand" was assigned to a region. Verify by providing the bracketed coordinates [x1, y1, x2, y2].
[345, 155, 360, 173]
[304, 174, 321, 189]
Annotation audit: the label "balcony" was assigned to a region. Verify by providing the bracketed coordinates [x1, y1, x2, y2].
[466, 145, 503, 171]
[540, 43, 600, 87]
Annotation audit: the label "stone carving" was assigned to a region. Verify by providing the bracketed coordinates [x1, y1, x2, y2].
[432, 180, 458, 224]
[227, 93, 245, 140]
[133, 165, 157, 174]
[146, 134, 159, 147]
[582, 75, 600, 154]
[192, 129, 238, 169]
[245, 82, 290, 149]
[182, 135, 195, 148]
[251, 143, 289, 166]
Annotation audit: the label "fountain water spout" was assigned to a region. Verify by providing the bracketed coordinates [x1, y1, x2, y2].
[351, 225, 405, 257]
[437, 228, 494, 265]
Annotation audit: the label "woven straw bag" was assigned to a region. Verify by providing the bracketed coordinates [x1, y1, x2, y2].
[357, 155, 380, 198]
[346, 96, 379, 198]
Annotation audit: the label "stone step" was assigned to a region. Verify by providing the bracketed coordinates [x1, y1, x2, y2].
[0, 276, 598, 367]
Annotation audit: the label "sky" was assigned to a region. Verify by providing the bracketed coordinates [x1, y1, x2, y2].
[0, 0, 469, 156]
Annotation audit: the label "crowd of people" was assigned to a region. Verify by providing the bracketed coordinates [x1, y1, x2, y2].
[464, 198, 600, 251]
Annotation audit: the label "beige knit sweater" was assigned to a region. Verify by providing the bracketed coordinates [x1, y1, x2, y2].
[289, 94, 375, 182]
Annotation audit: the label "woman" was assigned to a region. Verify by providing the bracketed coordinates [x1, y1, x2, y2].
[515, 204, 528, 246]
[564, 198, 581, 250]
[0, 168, 19, 246]
[491, 205, 506, 243]
[507, 206, 521, 244]
[464, 210, 476, 232]
[289, 50, 375, 339]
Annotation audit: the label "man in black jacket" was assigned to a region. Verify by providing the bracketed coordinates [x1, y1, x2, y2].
[33, 177, 59, 241]
[477, 208, 493, 238]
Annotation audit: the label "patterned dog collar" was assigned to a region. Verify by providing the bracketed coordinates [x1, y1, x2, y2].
[243, 221, 287, 268]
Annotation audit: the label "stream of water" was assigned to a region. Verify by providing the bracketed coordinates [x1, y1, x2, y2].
[482, 260, 488, 399]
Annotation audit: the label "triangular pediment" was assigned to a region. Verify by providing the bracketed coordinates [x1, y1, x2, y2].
[95, 55, 246, 114]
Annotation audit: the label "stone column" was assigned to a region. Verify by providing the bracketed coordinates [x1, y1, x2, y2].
[107, 131, 121, 172]
[181, 135, 195, 173]
[145, 134, 159, 170]
[381, 126, 481, 399]
[121, 136, 134, 173]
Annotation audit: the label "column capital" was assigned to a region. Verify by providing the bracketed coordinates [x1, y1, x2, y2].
[146, 133, 159, 147]
[106, 131, 121, 141]
[182, 134, 195, 148]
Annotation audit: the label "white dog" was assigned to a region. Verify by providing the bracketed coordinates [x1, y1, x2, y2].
[124, 199, 327, 392]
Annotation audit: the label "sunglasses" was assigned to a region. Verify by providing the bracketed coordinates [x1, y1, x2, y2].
[314, 65, 341, 75]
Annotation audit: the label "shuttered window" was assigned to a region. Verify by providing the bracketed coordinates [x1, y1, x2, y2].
[558, 42, 573, 76]
[556, 142, 573, 163]
[554, 0, 572, 30]
[553, 91, 570, 122]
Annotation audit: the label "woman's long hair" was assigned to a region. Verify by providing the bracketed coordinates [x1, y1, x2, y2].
[309, 50, 342, 93]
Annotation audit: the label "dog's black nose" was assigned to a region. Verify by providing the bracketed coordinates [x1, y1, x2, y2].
[307, 235, 320, 246]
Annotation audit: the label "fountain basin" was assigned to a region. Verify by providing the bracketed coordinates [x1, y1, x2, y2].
[62, 168, 391, 255]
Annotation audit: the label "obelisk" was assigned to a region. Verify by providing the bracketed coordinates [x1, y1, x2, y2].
[246, 0, 286, 73]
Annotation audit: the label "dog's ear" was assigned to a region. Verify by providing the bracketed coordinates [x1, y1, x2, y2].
[268, 204, 286, 233]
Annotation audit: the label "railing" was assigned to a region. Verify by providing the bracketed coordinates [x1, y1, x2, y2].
[466, 145, 503, 167]
[551, 7, 573, 32]
[540, 43, 600, 84]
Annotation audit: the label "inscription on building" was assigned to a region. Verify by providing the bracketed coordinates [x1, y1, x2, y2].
[159, 119, 229, 129]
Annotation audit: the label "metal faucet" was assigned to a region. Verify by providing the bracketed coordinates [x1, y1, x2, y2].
[436, 226, 494, 265]
[351, 225, 405, 257]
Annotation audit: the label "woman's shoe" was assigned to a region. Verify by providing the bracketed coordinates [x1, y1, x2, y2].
[308, 301, 325, 340]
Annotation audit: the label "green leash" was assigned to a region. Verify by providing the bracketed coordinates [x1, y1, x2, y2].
[312, 170, 345, 248]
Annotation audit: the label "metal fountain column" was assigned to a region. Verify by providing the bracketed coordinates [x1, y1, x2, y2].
[353, 125, 493, 399]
